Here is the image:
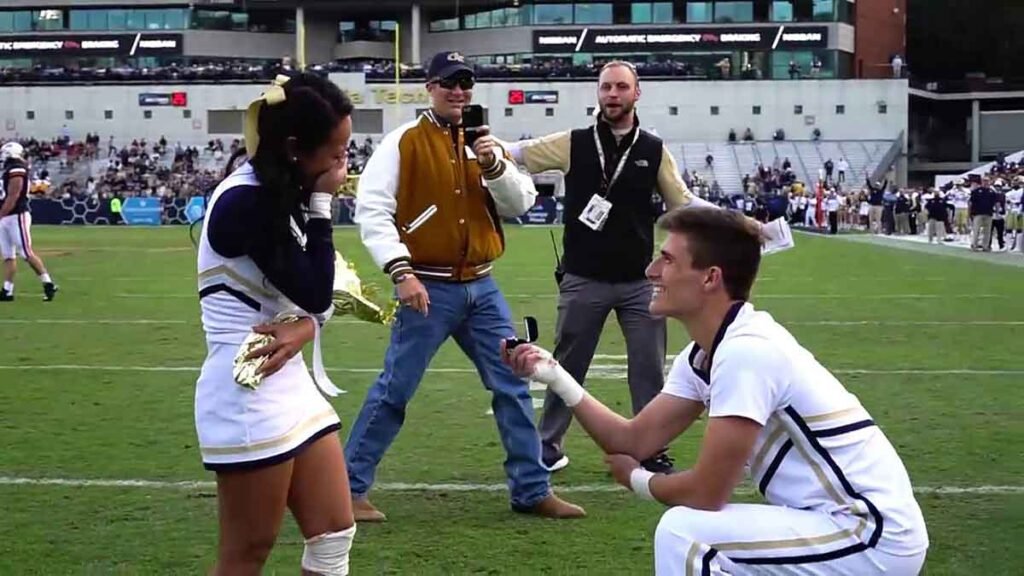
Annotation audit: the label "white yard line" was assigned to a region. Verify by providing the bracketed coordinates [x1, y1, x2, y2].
[6, 318, 1023, 329]
[1, 364, 1021, 377]
[0, 318, 370, 326]
[0, 475, 1020, 496]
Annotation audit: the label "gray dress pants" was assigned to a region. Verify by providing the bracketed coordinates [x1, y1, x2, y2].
[538, 272, 667, 462]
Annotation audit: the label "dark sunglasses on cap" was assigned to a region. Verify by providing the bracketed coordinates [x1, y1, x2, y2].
[434, 76, 475, 90]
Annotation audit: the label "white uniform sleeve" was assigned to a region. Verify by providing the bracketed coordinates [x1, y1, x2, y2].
[661, 345, 704, 403]
[708, 337, 787, 425]
[484, 150, 539, 218]
[353, 126, 411, 271]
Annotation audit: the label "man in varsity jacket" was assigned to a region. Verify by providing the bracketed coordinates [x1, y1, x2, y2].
[507, 61, 717, 474]
[348, 51, 586, 522]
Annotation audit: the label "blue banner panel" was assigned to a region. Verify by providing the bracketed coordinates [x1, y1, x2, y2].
[121, 197, 163, 226]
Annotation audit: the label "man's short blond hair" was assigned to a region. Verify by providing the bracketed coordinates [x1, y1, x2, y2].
[599, 60, 639, 85]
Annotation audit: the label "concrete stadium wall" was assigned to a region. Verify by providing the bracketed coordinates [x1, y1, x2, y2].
[0, 76, 907, 145]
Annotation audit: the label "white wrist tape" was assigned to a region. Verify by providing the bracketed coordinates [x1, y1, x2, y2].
[309, 192, 334, 220]
[630, 468, 656, 501]
[533, 359, 585, 407]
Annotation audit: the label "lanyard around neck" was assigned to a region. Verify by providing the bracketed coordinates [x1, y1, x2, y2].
[593, 123, 640, 198]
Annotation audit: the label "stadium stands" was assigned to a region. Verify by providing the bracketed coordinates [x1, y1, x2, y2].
[674, 139, 899, 193]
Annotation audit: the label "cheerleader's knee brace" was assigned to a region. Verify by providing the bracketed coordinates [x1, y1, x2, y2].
[301, 524, 356, 575]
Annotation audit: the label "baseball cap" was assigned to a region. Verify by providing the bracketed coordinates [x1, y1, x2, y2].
[427, 51, 474, 82]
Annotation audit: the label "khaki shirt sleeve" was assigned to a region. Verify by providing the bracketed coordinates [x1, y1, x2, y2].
[509, 131, 572, 174]
[657, 146, 693, 209]
[657, 145, 715, 210]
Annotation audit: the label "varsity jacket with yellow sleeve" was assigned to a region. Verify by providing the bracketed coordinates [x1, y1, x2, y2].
[354, 109, 538, 282]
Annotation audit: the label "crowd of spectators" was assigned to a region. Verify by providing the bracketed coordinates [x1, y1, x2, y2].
[0, 56, 781, 85]
[4, 131, 377, 202]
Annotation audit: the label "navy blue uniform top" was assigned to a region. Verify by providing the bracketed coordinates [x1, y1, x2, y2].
[206, 184, 335, 314]
[1, 158, 30, 215]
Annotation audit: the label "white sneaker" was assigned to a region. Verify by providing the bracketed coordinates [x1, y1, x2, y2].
[543, 455, 569, 472]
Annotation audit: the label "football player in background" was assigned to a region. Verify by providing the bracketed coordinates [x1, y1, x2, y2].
[0, 142, 57, 302]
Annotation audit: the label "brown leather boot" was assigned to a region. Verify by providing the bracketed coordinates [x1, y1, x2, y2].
[353, 498, 387, 523]
[515, 494, 586, 519]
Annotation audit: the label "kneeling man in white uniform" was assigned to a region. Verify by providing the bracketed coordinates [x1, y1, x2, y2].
[504, 206, 928, 575]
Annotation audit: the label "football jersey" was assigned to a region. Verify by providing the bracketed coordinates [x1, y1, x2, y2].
[952, 188, 970, 209]
[1006, 188, 1022, 213]
[663, 302, 928, 557]
[1, 158, 29, 215]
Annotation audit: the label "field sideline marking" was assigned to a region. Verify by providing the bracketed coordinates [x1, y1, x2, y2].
[5, 318, 1024, 328]
[1, 364, 1022, 377]
[0, 476, 1020, 496]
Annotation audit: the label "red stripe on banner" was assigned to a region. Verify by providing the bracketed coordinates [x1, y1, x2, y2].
[18, 213, 33, 258]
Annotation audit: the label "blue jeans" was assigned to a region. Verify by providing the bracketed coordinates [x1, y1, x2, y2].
[344, 276, 550, 509]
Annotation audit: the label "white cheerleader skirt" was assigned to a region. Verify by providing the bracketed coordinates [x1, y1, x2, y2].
[195, 341, 341, 472]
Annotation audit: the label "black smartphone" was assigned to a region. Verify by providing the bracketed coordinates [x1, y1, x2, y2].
[504, 316, 538, 350]
[462, 104, 485, 146]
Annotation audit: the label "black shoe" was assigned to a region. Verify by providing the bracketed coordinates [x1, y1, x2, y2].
[43, 283, 58, 302]
[641, 453, 675, 474]
[0, 289, 12, 302]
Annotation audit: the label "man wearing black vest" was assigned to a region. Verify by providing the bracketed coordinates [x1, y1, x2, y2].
[508, 61, 717, 473]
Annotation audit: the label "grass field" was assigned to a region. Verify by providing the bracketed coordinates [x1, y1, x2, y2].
[1, 225, 1023, 575]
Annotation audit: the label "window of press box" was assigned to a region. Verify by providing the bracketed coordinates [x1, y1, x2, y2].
[339, 21, 396, 42]
[533, 3, 573, 25]
[715, 1, 754, 23]
[767, 0, 836, 22]
[429, 17, 459, 32]
[574, 3, 613, 24]
[771, 50, 835, 79]
[686, 2, 713, 23]
[69, 8, 188, 31]
[625, 2, 674, 23]
[191, 10, 248, 31]
[0, 10, 66, 32]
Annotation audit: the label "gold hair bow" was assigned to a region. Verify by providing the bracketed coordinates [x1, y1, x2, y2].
[243, 74, 291, 157]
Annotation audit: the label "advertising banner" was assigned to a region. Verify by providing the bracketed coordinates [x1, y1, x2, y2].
[0, 33, 182, 57]
[533, 25, 828, 53]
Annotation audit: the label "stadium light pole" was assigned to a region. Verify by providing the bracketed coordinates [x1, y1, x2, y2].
[296, 3, 307, 70]
[394, 22, 401, 129]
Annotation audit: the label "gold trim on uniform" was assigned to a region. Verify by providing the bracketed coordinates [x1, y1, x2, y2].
[684, 542, 702, 576]
[714, 522, 863, 552]
[749, 418, 786, 480]
[802, 405, 865, 424]
[201, 407, 338, 457]
[199, 265, 278, 300]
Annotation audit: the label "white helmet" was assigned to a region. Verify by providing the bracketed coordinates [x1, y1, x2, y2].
[0, 142, 24, 163]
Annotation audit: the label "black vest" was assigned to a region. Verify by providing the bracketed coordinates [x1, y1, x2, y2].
[562, 123, 663, 283]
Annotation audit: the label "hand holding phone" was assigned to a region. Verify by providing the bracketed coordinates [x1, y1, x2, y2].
[462, 104, 485, 146]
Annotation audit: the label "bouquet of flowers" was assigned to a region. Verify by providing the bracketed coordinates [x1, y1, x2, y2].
[330, 251, 397, 326]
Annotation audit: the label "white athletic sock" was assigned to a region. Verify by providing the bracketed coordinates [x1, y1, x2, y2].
[3, 281, 13, 293]
[39, 273, 51, 284]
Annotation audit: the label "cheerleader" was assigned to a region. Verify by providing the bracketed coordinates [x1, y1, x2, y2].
[194, 72, 356, 575]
